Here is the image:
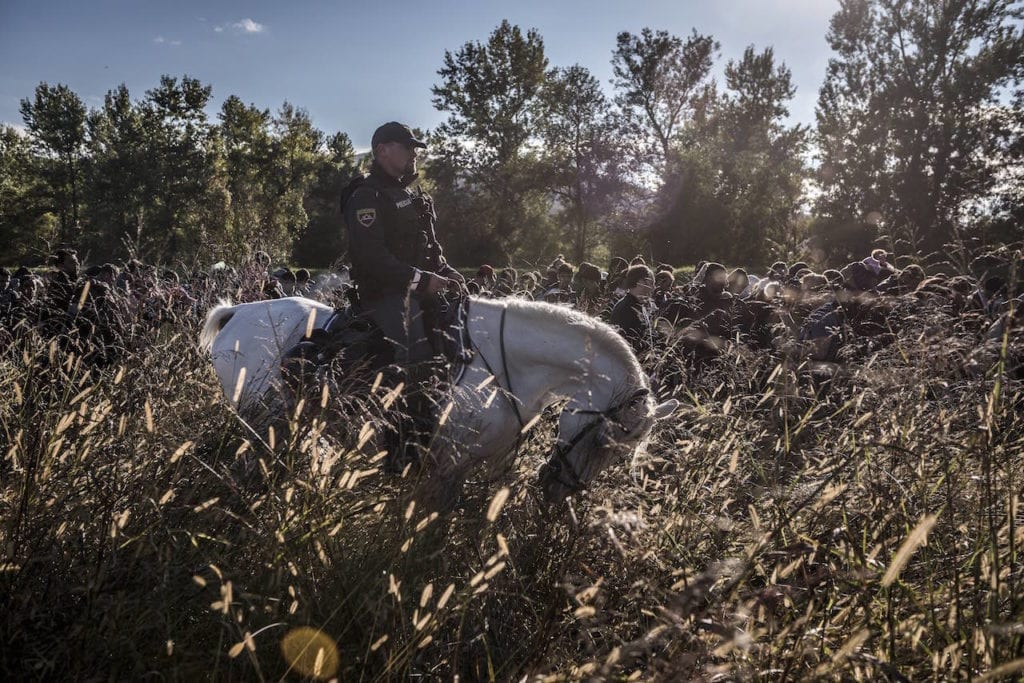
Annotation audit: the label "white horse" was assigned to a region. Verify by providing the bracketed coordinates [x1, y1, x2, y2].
[199, 296, 678, 506]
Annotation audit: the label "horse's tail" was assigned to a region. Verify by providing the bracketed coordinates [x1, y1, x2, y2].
[198, 300, 236, 353]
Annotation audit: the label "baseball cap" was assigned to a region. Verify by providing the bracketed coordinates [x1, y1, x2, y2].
[371, 122, 426, 149]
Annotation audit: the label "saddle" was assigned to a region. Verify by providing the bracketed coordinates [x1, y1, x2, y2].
[282, 294, 475, 391]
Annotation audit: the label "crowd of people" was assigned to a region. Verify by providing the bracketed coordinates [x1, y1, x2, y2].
[0, 249, 343, 367]
[2, 244, 1020, 388]
[461, 248, 1023, 386]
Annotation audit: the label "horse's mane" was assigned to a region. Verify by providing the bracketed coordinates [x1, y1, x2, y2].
[500, 297, 647, 385]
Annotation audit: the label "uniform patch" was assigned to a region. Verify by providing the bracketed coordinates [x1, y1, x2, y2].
[356, 208, 376, 227]
[396, 198, 412, 209]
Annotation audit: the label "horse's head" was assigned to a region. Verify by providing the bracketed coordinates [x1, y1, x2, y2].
[539, 389, 679, 503]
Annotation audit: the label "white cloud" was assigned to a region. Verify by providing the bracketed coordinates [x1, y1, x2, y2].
[232, 18, 266, 34]
[213, 18, 265, 34]
[153, 36, 182, 46]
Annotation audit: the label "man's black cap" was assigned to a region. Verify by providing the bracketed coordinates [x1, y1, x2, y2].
[371, 121, 426, 149]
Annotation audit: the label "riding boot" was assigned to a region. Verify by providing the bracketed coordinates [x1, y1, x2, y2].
[374, 364, 414, 474]
[381, 360, 444, 473]
[382, 412, 422, 474]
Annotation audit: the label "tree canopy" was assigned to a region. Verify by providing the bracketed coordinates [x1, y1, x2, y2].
[1, 5, 1020, 270]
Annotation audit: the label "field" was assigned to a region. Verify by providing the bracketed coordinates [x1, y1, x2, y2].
[1, 301, 1022, 681]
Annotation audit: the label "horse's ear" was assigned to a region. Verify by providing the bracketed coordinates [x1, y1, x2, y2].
[653, 399, 679, 420]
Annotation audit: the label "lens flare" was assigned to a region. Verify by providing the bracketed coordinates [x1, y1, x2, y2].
[280, 627, 340, 680]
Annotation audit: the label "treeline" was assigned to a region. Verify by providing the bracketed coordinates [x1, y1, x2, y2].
[1, 0, 1021, 270]
[1, 78, 358, 267]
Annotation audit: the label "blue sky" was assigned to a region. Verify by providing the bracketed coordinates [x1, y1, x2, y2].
[0, 0, 839, 148]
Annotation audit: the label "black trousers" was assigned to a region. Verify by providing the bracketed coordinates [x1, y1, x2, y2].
[360, 293, 437, 366]
[359, 292, 445, 465]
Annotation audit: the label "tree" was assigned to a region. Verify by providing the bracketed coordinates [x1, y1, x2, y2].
[293, 132, 358, 267]
[219, 95, 272, 258]
[218, 99, 325, 263]
[649, 46, 808, 268]
[5, 76, 366, 266]
[815, 0, 1024, 260]
[611, 28, 718, 175]
[83, 84, 158, 258]
[432, 20, 548, 167]
[713, 47, 808, 264]
[538, 65, 628, 263]
[0, 125, 54, 263]
[264, 103, 324, 261]
[19, 83, 87, 245]
[139, 75, 229, 261]
[429, 20, 551, 263]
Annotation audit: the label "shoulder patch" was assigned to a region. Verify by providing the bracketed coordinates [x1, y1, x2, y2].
[356, 208, 376, 227]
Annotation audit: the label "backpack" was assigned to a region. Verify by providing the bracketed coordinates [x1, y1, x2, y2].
[339, 174, 368, 212]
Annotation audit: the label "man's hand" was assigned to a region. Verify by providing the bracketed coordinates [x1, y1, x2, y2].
[447, 277, 469, 296]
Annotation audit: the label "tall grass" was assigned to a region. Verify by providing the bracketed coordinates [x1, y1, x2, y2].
[1, 294, 1022, 681]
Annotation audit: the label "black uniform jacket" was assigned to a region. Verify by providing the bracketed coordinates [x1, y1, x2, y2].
[611, 292, 653, 354]
[343, 162, 459, 297]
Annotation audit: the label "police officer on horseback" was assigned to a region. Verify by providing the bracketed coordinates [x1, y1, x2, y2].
[341, 121, 464, 365]
[340, 121, 465, 469]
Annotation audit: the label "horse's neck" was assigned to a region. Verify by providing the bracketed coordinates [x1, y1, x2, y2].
[476, 299, 638, 415]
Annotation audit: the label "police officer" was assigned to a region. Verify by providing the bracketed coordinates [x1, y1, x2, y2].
[341, 122, 464, 471]
[342, 121, 463, 366]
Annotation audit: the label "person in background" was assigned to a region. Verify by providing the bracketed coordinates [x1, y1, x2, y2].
[653, 269, 675, 310]
[576, 262, 603, 315]
[610, 264, 656, 355]
[493, 268, 517, 297]
[543, 262, 578, 306]
[467, 264, 496, 296]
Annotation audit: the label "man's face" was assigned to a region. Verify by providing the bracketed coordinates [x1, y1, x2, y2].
[377, 142, 420, 178]
[707, 268, 727, 294]
[630, 276, 654, 300]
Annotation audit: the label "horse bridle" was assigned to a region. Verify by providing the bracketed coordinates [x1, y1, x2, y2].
[545, 387, 650, 493]
[469, 304, 650, 493]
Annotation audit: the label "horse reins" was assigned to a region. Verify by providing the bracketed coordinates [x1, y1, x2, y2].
[499, 306, 527, 429]
[466, 304, 527, 431]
